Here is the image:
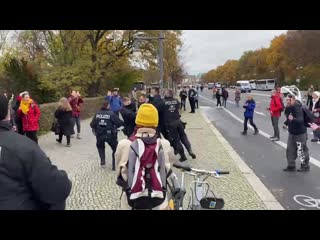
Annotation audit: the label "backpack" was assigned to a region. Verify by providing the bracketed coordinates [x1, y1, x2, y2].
[302, 106, 315, 128]
[119, 137, 167, 210]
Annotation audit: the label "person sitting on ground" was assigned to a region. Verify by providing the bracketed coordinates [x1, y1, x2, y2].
[0, 94, 72, 210]
[55, 98, 75, 147]
[17, 92, 41, 144]
[115, 103, 174, 210]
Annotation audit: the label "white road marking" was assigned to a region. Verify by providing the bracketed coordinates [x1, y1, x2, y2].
[200, 95, 320, 169]
[255, 111, 266, 116]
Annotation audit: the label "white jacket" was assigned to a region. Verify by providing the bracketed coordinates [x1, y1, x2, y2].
[115, 127, 175, 210]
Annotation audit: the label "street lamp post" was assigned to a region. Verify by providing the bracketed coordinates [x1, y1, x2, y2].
[133, 31, 165, 94]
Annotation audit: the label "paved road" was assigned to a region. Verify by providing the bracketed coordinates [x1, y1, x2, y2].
[198, 88, 320, 210]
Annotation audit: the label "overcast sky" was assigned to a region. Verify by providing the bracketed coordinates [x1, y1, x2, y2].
[180, 30, 287, 75]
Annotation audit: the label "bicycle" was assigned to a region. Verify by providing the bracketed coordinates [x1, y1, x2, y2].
[167, 161, 230, 210]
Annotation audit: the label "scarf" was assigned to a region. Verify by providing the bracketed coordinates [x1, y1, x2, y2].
[19, 99, 33, 115]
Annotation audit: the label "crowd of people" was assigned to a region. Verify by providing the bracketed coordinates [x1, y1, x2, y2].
[1, 81, 318, 210]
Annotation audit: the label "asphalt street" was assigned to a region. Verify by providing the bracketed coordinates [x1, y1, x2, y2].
[197, 88, 320, 210]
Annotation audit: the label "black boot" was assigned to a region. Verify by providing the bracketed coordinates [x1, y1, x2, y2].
[241, 130, 247, 135]
[112, 152, 116, 171]
[179, 152, 187, 162]
[98, 148, 106, 166]
[283, 166, 296, 172]
[254, 129, 259, 135]
[188, 150, 196, 159]
[297, 163, 310, 172]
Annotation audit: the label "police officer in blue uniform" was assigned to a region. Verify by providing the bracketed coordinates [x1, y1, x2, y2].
[90, 101, 123, 170]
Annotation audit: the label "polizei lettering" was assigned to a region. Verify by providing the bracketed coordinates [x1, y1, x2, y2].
[165, 100, 178, 105]
[96, 114, 111, 119]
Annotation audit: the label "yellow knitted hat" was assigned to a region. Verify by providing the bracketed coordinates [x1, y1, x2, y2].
[135, 103, 159, 128]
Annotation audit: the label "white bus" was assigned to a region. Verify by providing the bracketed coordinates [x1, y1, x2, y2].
[215, 82, 221, 88]
[249, 80, 256, 90]
[256, 79, 276, 91]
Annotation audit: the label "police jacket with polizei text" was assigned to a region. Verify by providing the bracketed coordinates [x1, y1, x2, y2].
[0, 121, 72, 210]
[284, 101, 306, 135]
[163, 97, 181, 124]
[90, 109, 123, 136]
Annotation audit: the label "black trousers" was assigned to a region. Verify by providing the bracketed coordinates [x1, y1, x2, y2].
[58, 133, 71, 144]
[25, 131, 38, 144]
[244, 117, 258, 131]
[216, 98, 222, 107]
[180, 99, 186, 111]
[16, 118, 24, 135]
[194, 99, 199, 109]
[222, 98, 227, 108]
[189, 98, 195, 113]
[96, 136, 118, 167]
[167, 120, 192, 155]
[307, 95, 313, 108]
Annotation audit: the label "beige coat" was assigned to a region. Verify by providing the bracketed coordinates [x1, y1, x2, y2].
[115, 127, 175, 210]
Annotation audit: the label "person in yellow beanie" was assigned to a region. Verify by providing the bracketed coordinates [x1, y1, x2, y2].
[135, 103, 159, 128]
[115, 103, 175, 210]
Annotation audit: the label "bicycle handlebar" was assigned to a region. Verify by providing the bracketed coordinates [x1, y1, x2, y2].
[172, 162, 230, 177]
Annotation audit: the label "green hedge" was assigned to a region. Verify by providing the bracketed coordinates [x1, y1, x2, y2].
[38, 97, 104, 135]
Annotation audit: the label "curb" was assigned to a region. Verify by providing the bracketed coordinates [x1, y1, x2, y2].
[200, 108, 284, 210]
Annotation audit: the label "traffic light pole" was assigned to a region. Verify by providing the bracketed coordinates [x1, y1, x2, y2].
[133, 31, 165, 95]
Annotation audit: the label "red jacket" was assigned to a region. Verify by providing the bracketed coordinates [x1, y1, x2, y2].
[18, 101, 41, 132]
[269, 95, 282, 117]
[68, 96, 84, 118]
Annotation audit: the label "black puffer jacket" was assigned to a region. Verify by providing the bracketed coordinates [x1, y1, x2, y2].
[0, 121, 72, 210]
[284, 101, 307, 135]
[120, 103, 137, 137]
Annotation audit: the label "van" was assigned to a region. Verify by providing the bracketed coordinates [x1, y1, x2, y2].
[236, 81, 251, 93]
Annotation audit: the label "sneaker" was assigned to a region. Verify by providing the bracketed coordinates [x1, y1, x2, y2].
[254, 129, 259, 135]
[70, 135, 75, 138]
[283, 166, 296, 172]
[311, 138, 319, 143]
[271, 137, 280, 142]
[77, 134, 81, 139]
[269, 136, 276, 139]
[56, 139, 62, 144]
[317, 141, 320, 145]
[297, 164, 310, 172]
[241, 131, 247, 135]
[67, 143, 71, 147]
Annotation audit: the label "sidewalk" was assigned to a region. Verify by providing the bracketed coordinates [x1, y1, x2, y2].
[38, 109, 267, 210]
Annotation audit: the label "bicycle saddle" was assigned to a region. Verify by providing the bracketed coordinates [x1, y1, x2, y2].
[173, 161, 191, 171]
